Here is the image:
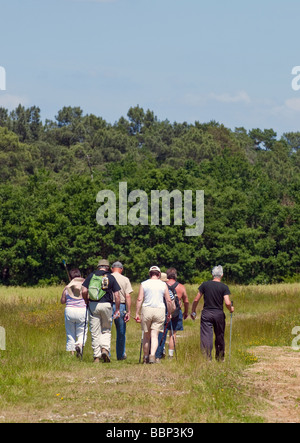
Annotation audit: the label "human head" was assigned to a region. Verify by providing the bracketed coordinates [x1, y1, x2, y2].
[212, 265, 223, 279]
[112, 261, 123, 273]
[69, 268, 81, 279]
[97, 259, 110, 272]
[149, 265, 161, 278]
[166, 267, 177, 280]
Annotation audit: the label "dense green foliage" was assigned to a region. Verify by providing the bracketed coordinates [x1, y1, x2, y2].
[0, 104, 299, 285]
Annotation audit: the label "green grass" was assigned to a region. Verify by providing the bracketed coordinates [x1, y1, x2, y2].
[0, 283, 299, 423]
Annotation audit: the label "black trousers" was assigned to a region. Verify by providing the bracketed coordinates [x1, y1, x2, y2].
[200, 309, 226, 361]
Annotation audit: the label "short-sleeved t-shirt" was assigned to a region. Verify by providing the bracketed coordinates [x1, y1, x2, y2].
[141, 279, 167, 309]
[199, 280, 231, 311]
[82, 270, 121, 304]
[112, 272, 133, 304]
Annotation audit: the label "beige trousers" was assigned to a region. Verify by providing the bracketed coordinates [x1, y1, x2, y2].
[89, 302, 112, 358]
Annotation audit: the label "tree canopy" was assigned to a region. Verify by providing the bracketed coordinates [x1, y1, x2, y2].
[0, 104, 299, 286]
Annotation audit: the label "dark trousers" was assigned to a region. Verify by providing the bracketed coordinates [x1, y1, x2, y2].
[201, 309, 226, 361]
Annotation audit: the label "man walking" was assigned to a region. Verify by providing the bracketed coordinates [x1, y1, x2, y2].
[82, 259, 120, 363]
[156, 268, 189, 361]
[111, 261, 133, 360]
[191, 265, 234, 361]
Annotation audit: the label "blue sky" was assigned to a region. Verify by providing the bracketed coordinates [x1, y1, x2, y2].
[1, 0, 300, 136]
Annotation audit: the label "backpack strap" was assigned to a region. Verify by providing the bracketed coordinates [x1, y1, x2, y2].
[169, 281, 179, 292]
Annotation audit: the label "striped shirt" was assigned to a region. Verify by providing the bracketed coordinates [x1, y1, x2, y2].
[65, 292, 86, 309]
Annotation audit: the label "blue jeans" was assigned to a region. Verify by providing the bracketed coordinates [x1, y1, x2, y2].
[112, 303, 127, 360]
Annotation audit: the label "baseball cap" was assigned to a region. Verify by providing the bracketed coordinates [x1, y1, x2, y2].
[149, 266, 161, 273]
[112, 261, 123, 269]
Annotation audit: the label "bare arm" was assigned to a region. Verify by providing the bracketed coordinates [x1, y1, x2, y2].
[164, 285, 173, 322]
[60, 287, 67, 304]
[224, 294, 234, 313]
[191, 291, 203, 319]
[124, 293, 132, 323]
[135, 285, 144, 323]
[82, 286, 89, 306]
[181, 285, 189, 320]
[113, 291, 120, 319]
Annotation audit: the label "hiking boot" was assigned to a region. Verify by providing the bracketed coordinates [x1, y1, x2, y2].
[101, 349, 111, 363]
[143, 356, 149, 364]
[93, 357, 100, 363]
[118, 353, 127, 361]
[155, 358, 162, 364]
[75, 345, 82, 358]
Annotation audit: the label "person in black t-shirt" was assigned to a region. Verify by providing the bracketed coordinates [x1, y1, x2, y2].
[190, 265, 234, 361]
[82, 259, 120, 363]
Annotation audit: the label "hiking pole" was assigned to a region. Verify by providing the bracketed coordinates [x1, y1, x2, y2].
[170, 320, 177, 361]
[229, 301, 234, 364]
[81, 305, 88, 361]
[139, 331, 144, 364]
[62, 259, 71, 282]
[159, 320, 169, 348]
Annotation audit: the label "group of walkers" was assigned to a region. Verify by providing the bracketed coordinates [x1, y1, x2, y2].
[61, 260, 234, 364]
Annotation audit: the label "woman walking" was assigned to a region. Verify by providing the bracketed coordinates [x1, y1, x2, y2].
[135, 266, 173, 364]
[61, 268, 87, 357]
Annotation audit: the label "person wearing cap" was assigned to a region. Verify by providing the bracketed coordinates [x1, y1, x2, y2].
[111, 261, 133, 360]
[190, 265, 234, 361]
[60, 268, 87, 357]
[82, 259, 121, 363]
[135, 266, 173, 364]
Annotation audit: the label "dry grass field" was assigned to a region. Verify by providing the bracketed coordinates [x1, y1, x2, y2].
[0, 283, 299, 423]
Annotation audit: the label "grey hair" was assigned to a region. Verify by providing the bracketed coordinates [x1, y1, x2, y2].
[212, 265, 223, 278]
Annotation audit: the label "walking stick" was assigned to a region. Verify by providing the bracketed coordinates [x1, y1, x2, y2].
[170, 320, 177, 361]
[139, 331, 144, 364]
[229, 301, 234, 364]
[62, 259, 71, 282]
[81, 305, 88, 361]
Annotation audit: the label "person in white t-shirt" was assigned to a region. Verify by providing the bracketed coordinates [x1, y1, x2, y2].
[135, 266, 173, 364]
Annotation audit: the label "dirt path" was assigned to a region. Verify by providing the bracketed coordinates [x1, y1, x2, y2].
[244, 346, 300, 423]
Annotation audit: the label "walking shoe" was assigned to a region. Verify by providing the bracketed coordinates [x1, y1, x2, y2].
[93, 357, 100, 363]
[75, 345, 82, 358]
[101, 349, 111, 363]
[149, 355, 156, 364]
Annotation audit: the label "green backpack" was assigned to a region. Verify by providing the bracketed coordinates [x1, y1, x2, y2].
[88, 274, 109, 301]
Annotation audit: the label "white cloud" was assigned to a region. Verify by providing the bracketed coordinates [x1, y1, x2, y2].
[182, 90, 251, 107]
[209, 91, 251, 105]
[285, 97, 300, 112]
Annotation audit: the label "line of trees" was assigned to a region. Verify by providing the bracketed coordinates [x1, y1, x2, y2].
[0, 105, 299, 286]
